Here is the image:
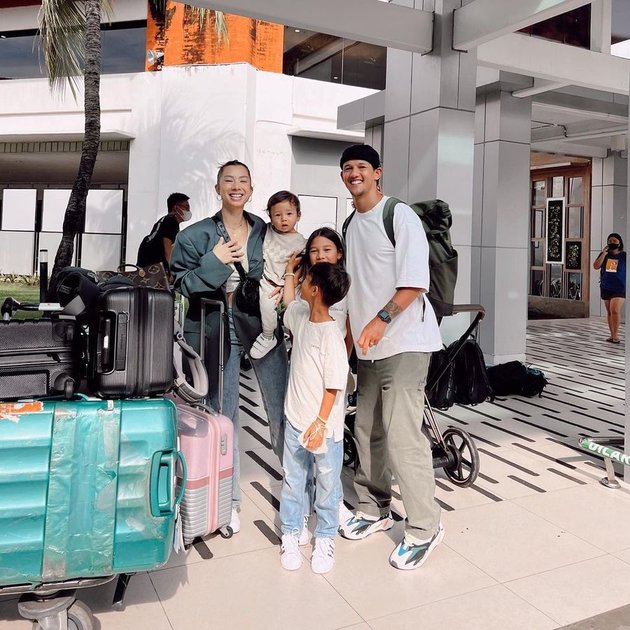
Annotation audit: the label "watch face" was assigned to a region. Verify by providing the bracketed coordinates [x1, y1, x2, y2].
[378, 309, 391, 323]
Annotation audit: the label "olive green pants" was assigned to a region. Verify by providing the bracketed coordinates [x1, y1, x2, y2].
[354, 352, 441, 542]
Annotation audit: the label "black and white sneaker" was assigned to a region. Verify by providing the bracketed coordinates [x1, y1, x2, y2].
[339, 511, 394, 540]
[389, 523, 444, 570]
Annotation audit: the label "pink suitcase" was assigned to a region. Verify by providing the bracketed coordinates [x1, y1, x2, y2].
[174, 298, 234, 544]
[175, 399, 234, 543]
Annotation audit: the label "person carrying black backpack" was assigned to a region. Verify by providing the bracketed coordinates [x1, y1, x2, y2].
[137, 192, 192, 271]
[338, 144, 444, 571]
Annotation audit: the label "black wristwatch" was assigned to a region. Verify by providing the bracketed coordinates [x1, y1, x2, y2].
[377, 308, 392, 324]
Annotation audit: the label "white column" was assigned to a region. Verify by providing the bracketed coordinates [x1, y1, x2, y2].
[473, 89, 532, 364]
[382, 0, 477, 313]
[591, 153, 628, 316]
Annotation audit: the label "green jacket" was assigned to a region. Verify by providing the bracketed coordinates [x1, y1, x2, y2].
[170, 210, 267, 368]
[171, 210, 265, 301]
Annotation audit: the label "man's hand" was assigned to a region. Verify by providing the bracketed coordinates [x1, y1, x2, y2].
[357, 317, 388, 356]
[213, 237, 244, 265]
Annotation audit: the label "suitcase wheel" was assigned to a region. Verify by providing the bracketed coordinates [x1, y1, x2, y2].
[219, 526, 233, 539]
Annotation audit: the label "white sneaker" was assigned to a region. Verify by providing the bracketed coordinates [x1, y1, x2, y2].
[298, 514, 310, 546]
[249, 334, 277, 360]
[280, 533, 303, 571]
[230, 507, 241, 534]
[338, 499, 354, 526]
[311, 537, 335, 574]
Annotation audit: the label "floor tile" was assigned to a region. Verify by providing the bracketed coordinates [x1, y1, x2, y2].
[368, 584, 557, 630]
[506, 555, 630, 626]
[613, 547, 630, 565]
[442, 500, 604, 582]
[0, 574, 172, 630]
[158, 492, 278, 571]
[78, 572, 172, 630]
[0, 595, 27, 628]
[515, 485, 630, 553]
[150, 546, 362, 630]
[239, 445, 283, 490]
[323, 530, 496, 620]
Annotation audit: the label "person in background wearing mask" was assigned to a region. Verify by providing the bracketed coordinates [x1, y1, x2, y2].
[594, 232, 626, 344]
[137, 192, 192, 271]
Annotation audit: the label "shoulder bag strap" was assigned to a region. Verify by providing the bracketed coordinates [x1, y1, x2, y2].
[212, 216, 248, 280]
[381, 196, 403, 247]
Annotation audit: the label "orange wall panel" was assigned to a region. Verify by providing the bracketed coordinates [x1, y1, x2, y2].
[146, 1, 283, 73]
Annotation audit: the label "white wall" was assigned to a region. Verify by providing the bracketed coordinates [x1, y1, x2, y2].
[0, 64, 374, 269]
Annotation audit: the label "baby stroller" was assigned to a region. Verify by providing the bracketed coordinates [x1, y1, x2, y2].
[343, 303, 484, 488]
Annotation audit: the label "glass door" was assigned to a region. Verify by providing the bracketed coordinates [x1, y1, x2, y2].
[528, 165, 590, 317]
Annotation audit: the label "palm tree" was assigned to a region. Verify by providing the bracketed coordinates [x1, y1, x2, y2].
[40, 1, 224, 285]
[39, 0, 110, 284]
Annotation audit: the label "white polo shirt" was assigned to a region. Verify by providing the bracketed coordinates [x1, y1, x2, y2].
[346, 196, 442, 359]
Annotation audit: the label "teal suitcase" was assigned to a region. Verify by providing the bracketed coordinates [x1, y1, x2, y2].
[0, 397, 183, 589]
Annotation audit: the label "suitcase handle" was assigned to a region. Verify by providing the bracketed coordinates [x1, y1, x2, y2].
[174, 450, 186, 506]
[150, 450, 186, 517]
[97, 312, 128, 374]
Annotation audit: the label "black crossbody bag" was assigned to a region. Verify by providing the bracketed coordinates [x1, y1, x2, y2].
[213, 218, 261, 318]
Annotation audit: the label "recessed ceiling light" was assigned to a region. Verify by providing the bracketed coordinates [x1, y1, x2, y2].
[0, 35, 6, 39]
[294, 29, 301, 33]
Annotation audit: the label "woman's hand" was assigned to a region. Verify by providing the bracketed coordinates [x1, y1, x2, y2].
[213, 237, 244, 265]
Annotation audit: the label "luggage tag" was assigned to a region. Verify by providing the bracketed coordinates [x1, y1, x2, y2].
[173, 503, 185, 555]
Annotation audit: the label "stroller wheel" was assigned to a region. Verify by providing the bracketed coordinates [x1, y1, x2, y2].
[343, 427, 358, 469]
[442, 428, 479, 487]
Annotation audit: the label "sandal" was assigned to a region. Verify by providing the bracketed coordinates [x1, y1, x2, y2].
[606, 337, 614, 342]
[611, 339, 621, 344]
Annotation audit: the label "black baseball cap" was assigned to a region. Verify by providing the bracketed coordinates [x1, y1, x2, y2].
[340, 144, 381, 169]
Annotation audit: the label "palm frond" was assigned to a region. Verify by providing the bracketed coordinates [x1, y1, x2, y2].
[148, 0, 167, 18]
[38, 0, 85, 96]
[37, 0, 114, 98]
[186, 6, 229, 44]
[214, 10, 229, 45]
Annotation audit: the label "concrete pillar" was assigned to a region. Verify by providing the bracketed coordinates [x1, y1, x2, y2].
[591, 153, 628, 317]
[473, 90, 532, 364]
[381, 0, 476, 319]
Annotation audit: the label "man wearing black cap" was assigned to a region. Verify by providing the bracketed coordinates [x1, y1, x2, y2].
[338, 144, 443, 570]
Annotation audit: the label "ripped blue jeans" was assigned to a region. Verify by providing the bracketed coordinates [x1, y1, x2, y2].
[280, 421, 343, 539]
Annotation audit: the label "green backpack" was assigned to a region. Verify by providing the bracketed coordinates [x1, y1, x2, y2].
[342, 197, 458, 318]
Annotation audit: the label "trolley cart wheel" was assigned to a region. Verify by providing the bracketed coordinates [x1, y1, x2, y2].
[219, 526, 233, 539]
[65, 600, 94, 630]
[343, 427, 358, 469]
[442, 428, 480, 487]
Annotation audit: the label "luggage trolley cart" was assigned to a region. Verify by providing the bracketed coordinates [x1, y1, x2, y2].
[344, 304, 484, 488]
[0, 310, 185, 630]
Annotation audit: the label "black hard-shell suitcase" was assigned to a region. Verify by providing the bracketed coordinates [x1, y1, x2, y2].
[87, 287, 174, 398]
[0, 318, 80, 399]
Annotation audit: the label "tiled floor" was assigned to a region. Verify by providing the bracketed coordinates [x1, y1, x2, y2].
[1, 317, 628, 629]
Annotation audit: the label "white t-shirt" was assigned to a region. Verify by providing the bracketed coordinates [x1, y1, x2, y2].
[263, 226, 307, 285]
[296, 290, 348, 336]
[346, 196, 442, 359]
[283, 301, 348, 442]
